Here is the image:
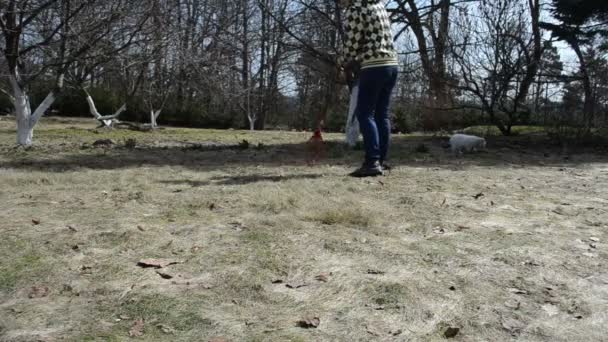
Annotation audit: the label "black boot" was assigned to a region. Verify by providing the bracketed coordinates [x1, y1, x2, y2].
[380, 161, 392, 172]
[349, 161, 383, 178]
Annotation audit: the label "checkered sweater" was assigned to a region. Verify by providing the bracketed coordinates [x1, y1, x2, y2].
[340, 0, 399, 69]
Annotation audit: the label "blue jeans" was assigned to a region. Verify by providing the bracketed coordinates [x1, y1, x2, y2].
[355, 65, 399, 165]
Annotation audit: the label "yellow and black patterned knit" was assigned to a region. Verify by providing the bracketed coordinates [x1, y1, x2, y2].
[340, 0, 399, 69]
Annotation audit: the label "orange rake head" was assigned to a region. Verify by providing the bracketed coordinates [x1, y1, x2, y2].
[306, 128, 325, 165]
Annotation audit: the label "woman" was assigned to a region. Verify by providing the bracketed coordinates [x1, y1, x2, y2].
[339, 0, 399, 177]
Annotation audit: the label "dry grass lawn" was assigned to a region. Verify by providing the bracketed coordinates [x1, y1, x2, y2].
[0, 117, 607, 341]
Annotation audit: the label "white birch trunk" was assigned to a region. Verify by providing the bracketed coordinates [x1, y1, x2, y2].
[246, 87, 255, 131]
[10, 75, 56, 146]
[84, 91, 126, 127]
[15, 94, 34, 146]
[248, 115, 255, 131]
[150, 109, 162, 129]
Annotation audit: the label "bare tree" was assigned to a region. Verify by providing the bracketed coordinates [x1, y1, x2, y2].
[0, 0, 150, 145]
[450, 0, 543, 135]
[1, 0, 72, 145]
[392, 0, 452, 105]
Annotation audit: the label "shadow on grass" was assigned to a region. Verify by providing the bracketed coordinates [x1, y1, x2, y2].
[160, 180, 211, 187]
[161, 173, 323, 186]
[209, 173, 323, 185]
[1, 134, 608, 173]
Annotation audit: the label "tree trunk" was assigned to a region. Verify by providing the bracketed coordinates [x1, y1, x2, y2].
[570, 40, 594, 130]
[512, 0, 542, 115]
[256, 0, 269, 131]
[84, 89, 126, 127]
[241, 0, 252, 129]
[401, 0, 452, 129]
[15, 94, 34, 146]
[10, 76, 56, 146]
[432, 0, 451, 108]
[248, 115, 255, 131]
[150, 109, 162, 128]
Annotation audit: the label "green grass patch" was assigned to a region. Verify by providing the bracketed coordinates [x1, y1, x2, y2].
[310, 206, 375, 227]
[0, 239, 48, 292]
[366, 281, 411, 307]
[120, 294, 214, 331]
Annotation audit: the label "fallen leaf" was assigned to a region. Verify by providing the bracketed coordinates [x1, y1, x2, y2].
[508, 287, 528, 295]
[286, 282, 308, 289]
[137, 225, 146, 232]
[137, 259, 184, 269]
[156, 271, 174, 279]
[156, 324, 175, 334]
[32, 219, 41, 225]
[129, 318, 145, 337]
[297, 316, 320, 329]
[456, 225, 470, 231]
[590, 237, 600, 242]
[390, 329, 403, 336]
[229, 221, 246, 231]
[80, 265, 93, 274]
[444, 327, 460, 338]
[367, 269, 385, 275]
[67, 225, 78, 232]
[315, 273, 331, 283]
[28, 286, 49, 299]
